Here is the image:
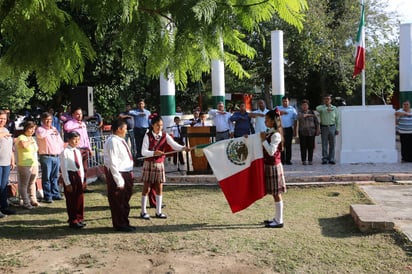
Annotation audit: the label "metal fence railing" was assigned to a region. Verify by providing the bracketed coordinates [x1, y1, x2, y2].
[88, 135, 108, 168]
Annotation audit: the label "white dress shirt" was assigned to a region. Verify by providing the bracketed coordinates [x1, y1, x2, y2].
[262, 131, 282, 156]
[141, 131, 185, 157]
[253, 108, 269, 133]
[104, 135, 134, 188]
[60, 146, 85, 186]
[207, 109, 234, 133]
[170, 123, 182, 138]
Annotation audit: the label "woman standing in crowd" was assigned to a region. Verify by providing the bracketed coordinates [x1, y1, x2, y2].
[0, 110, 16, 217]
[395, 100, 412, 162]
[297, 100, 319, 165]
[15, 121, 40, 209]
[140, 116, 189, 220]
[262, 109, 286, 228]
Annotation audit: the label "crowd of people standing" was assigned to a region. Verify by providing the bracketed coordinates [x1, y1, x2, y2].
[1, 95, 408, 231]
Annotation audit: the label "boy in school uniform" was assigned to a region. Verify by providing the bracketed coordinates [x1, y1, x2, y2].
[60, 131, 86, 229]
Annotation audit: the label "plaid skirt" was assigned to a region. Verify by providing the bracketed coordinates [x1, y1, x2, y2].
[265, 163, 286, 196]
[141, 161, 166, 184]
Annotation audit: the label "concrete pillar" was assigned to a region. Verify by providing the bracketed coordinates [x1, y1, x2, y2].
[400, 23, 412, 104]
[271, 30, 285, 107]
[211, 38, 225, 108]
[160, 73, 175, 130]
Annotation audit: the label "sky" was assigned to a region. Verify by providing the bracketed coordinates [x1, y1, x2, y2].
[386, 0, 412, 23]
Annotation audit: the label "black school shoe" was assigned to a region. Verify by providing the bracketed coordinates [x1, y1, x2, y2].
[155, 213, 167, 219]
[265, 220, 284, 228]
[1, 208, 16, 215]
[69, 222, 84, 229]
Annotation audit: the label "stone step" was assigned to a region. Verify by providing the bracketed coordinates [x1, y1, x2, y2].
[350, 204, 395, 233]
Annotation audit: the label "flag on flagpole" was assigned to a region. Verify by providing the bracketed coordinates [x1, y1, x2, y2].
[353, 3, 365, 78]
[203, 134, 266, 213]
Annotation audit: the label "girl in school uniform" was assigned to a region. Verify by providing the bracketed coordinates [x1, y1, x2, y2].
[140, 116, 189, 220]
[261, 109, 286, 228]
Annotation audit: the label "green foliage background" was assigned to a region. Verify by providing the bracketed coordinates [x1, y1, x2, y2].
[0, 0, 401, 117]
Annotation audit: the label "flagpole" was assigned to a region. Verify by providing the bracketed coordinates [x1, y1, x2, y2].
[361, 0, 365, 106]
[362, 69, 365, 106]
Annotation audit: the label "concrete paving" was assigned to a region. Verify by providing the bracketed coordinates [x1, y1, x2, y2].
[139, 141, 412, 242]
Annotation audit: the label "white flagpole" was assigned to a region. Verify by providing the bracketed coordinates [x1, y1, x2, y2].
[362, 69, 365, 106]
[361, 0, 365, 106]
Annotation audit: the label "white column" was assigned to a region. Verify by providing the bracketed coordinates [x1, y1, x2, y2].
[160, 73, 175, 130]
[271, 30, 285, 108]
[211, 37, 225, 107]
[400, 23, 412, 104]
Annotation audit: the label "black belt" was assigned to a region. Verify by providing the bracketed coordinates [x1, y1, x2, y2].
[217, 130, 229, 133]
[40, 154, 59, 157]
[321, 124, 335, 127]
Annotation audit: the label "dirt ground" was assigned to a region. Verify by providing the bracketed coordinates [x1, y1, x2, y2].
[2, 238, 272, 274]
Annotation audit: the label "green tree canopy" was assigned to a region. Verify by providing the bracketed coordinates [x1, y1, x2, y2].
[0, 0, 308, 95]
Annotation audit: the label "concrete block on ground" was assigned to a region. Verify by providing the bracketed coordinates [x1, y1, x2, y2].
[350, 204, 395, 232]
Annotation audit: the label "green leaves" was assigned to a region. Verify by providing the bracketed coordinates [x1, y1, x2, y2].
[0, 0, 95, 93]
[0, 0, 307, 98]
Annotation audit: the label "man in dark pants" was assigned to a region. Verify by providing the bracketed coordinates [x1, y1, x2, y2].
[277, 96, 297, 165]
[103, 119, 136, 232]
[118, 104, 136, 156]
[129, 99, 151, 166]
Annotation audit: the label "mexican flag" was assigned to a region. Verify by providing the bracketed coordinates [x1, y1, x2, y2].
[353, 3, 365, 77]
[203, 134, 266, 213]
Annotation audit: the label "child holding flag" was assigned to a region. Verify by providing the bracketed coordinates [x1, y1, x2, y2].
[261, 109, 286, 228]
[140, 116, 189, 220]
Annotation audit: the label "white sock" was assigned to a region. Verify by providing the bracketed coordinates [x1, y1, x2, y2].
[141, 195, 148, 214]
[275, 201, 284, 224]
[156, 195, 162, 215]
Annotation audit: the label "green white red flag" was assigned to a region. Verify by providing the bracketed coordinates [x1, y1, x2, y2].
[353, 4, 365, 77]
[203, 134, 266, 213]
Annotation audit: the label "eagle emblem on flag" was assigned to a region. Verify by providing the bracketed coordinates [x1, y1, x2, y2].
[226, 140, 248, 165]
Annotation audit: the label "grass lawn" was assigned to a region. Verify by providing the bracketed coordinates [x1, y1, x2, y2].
[0, 182, 411, 273]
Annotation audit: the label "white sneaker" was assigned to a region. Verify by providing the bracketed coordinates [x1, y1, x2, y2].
[0, 211, 7, 218]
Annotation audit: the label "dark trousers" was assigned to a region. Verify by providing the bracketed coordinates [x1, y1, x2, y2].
[281, 127, 293, 164]
[105, 168, 134, 229]
[149, 187, 157, 207]
[0, 165, 11, 210]
[79, 148, 89, 183]
[64, 171, 84, 225]
[299, 134, 315, 162]
[173, 137, 185, 165]
[400, 133, 412, 162]
[134, 127, 148, 159]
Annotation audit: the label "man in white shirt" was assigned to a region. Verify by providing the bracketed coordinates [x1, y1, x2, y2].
[250, 99, 269, 133]
[277, 96, 297, 165]
[208, 102, 234, 141]
[193, 112, 212, 127]
[104, 119, 136, 232]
